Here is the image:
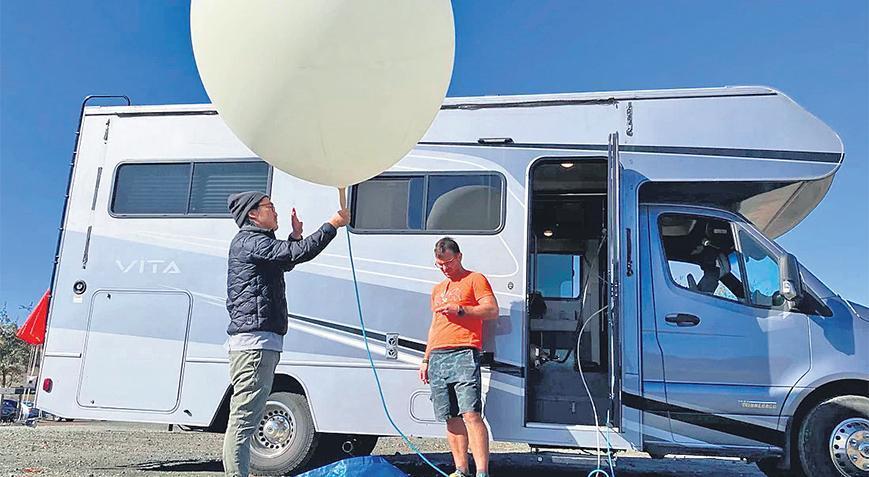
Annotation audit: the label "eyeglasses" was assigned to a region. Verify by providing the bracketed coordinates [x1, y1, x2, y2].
[256, 202, 276, 210]
[434, 256, 457, 269]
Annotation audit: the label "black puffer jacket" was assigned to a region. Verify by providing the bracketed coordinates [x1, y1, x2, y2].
[226, 223, 337, 335]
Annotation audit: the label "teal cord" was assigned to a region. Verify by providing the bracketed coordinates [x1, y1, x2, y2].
[345, 227, 450, 477]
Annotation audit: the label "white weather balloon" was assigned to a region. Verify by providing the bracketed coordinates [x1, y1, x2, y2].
[191, 1, 455, 188]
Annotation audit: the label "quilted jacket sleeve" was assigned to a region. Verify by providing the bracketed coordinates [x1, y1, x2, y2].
[242, 223, 337, 268]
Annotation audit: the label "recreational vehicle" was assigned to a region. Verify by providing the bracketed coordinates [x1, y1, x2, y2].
[36, 87, 868, 476]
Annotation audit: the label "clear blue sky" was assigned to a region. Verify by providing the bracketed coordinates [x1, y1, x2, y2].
[1, 1, 867, 323]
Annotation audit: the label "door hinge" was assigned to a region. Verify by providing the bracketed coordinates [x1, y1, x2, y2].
[103, 118, 111, 142]
[626, 228, 634, 277]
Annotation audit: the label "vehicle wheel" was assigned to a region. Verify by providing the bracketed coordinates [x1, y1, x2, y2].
[797, 395, 869, 477]
[249, 391, 320, 476]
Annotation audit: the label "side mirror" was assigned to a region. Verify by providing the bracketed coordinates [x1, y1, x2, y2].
[779, 253, 804, 306]
[771, 292, 786, 307]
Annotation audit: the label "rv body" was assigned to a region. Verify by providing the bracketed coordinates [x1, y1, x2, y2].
[36, 87, 868, 474]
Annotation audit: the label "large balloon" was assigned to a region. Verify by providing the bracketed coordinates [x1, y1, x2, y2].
[191, 1, 455, 188]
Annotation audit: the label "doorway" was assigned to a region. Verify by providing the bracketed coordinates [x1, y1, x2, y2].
[525, 159, 613, 426]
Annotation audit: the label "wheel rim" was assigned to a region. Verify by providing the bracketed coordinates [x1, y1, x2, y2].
[251, 400, 296, 458]
[829, 417, 869, 476]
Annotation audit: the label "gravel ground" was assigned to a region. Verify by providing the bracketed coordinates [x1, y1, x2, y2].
[0, 421, 765, 477]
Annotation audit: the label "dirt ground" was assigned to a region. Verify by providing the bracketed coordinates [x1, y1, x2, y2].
[0, 420, 765, 477]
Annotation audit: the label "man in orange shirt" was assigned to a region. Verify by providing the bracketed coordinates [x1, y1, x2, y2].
[419, 237, 499, 477]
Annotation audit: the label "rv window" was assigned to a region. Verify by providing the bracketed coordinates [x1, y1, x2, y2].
[112, 163, 190, 214]
[425, 175, 502, 232]
[737, 229, 784, 308]
[535, 254, 582, 299]
[353, 177, 425, 230]
[351, 173, 504, 233]
[659, 214, 747, 303]
[111, 161, 270, 216]
[189, 162, 270, 214]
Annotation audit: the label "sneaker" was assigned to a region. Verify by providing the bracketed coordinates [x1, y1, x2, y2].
[449, 471, 470, 477]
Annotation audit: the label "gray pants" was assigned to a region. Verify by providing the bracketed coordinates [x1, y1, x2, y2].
[223, 349, 280, 477]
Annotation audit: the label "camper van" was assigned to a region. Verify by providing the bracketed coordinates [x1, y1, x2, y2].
[36, 87, 868, 477]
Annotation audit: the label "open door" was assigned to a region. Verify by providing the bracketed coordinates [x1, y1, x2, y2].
[606, 132, 622, 427]
[522, 134, 623, 429]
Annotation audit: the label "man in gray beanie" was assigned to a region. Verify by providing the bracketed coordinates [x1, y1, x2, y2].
[223, 191, 349, 477]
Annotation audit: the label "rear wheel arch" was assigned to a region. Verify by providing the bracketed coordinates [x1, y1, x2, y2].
[271, 372, 308, 395]
[206, 372, 311, 433]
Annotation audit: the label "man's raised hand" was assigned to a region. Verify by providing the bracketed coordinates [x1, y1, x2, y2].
[290, 208, 303, 240]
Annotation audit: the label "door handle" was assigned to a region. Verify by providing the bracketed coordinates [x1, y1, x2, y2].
[665, 313, 701, 327]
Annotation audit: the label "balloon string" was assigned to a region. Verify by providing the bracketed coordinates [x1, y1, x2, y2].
[345, 227, 450, 477]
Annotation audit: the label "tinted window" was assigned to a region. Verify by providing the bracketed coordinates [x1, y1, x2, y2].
[352, 173, 503, 233]
[112, 161, 270, 216]
[189, 162, 270, 214]
[536, 254, 582, 299]
[353, 177, 424, 230]
[112, 163, 190, 214]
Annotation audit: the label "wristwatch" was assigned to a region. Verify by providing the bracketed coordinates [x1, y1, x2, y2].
[458, 305, 465, 317]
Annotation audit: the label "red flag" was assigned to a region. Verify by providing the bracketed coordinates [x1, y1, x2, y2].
[17, 290, 50, 345]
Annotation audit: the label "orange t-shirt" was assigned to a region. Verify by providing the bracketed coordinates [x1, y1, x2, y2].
[427, 271, 495, 351]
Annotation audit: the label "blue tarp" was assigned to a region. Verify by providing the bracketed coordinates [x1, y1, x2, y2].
[296, 456, 408, 477]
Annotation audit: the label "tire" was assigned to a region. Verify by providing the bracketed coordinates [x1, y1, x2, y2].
[249, 391, 320, 476]
[796, 395, 869, 477]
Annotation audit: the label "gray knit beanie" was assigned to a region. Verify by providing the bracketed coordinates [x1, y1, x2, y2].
[227, 191, 268, 227]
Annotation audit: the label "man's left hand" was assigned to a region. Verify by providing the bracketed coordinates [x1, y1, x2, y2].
[434, 303, 461, 318]
[290, 208, 303, 240]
